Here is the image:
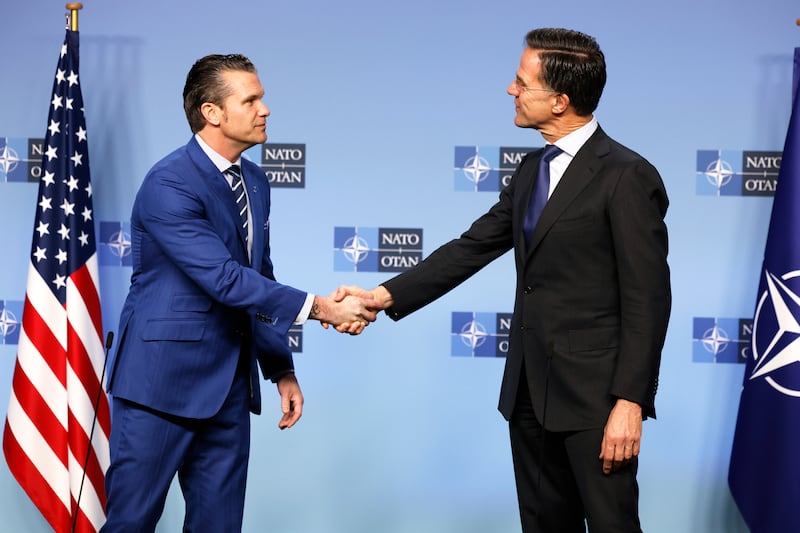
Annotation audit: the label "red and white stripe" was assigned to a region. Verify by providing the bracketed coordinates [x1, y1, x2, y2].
[4, 257, 109, 533]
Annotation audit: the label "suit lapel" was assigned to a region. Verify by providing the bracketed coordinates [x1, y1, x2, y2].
[242, 164, 266, 265]
[186, 138, 250, 255]
[525, 128, 611, 257]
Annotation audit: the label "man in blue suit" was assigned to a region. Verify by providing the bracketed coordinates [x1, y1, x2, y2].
[102, 54, 378, 532]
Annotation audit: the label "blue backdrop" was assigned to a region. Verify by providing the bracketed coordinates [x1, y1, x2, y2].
[1, 1, 798, 531]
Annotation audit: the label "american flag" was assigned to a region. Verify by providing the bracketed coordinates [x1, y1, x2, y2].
[2, 29, 110, 533]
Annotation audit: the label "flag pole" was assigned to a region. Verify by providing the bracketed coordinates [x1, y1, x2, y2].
[66, 3, 83, 31]
[61, 9, 110, 533]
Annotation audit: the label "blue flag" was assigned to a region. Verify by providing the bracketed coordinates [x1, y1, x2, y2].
[729, 48, 800, 533]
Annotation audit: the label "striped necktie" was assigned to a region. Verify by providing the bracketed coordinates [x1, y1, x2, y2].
[226, 164, 249, 242]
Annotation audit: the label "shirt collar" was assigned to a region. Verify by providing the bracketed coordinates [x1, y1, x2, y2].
[552, 117, 598, 158]
[194, 133, 241, 173]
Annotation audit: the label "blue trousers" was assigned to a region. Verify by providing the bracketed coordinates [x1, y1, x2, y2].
[102, 369, 251, 533]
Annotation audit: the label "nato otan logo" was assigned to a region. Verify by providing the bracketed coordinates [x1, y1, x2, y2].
[692, 317, 751, 363]
[696, 150, 781, 196]
[749, 270, 800, 396]
[288, 325, 302, 353]
[99, 221, 132, 267]
[451, 312, 511, 357]
[334, 227, 422, 272]
[454, 146, 533, 191]
[245, 142, 306, 189]
[0, 137, 44, 183]
[0, 300, 23, 345]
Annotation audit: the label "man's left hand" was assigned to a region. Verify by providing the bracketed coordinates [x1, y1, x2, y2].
[276, 372, 304, 430]
[599, 398, 642, 474]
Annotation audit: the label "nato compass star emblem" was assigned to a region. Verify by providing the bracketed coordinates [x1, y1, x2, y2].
[0, 307, 20, 339]
[704, 158, 734, 192]
[692, 317, 748, 363]
[342, 235, 370, 264]
[451, 311, 511, 357]
[107, 229, 132, 258]
[459, 319, 488, 349]
[462, 155, 492, 185]
[334, 227, 382, 272]
[701, 324, 731, 356]
[750, 269, 800, 396]
[0, 142, 21, 176]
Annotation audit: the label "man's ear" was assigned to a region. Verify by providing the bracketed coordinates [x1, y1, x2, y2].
[200, 102, 221, 127]
[552, 93, 570, 115]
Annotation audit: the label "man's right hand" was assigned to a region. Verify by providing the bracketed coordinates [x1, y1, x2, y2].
[322, 285, 394, 333]
[309, 292, 383, 335]
[333, 285, 394, 308]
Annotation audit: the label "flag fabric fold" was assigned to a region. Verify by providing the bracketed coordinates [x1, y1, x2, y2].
[729, 47, 800, 533]
[2, 28, 110, 533]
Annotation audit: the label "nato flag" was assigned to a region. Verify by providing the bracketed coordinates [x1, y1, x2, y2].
[729, 47, 800, 533]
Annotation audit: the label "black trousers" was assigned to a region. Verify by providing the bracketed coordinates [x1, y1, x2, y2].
[509, 378, 642, 533]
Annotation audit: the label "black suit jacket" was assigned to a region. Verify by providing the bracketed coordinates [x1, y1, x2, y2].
[383, 126, 671, 432]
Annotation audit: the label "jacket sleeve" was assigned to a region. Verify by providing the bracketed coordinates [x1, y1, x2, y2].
[135, 164, 307, 336]
[607, 159, 671, 418]
[383, 159, 526, 319]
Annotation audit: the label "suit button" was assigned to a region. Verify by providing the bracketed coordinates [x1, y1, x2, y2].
[523, 286, 533, 294]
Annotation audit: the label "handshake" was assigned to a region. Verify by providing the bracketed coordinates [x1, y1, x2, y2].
[312, 285, 395, 335]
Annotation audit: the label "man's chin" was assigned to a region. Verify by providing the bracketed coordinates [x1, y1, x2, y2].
[514, 114, 541, 130]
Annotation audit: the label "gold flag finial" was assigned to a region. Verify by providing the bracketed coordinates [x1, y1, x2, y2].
[66, 3, 83, 31]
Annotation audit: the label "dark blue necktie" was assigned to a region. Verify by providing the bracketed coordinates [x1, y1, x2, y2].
[226, 164, 249, 243]
[524, 144, 562, 246]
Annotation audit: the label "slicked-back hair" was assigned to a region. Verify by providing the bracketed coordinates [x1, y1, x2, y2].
[183, 54, 257, 133]
[525, 28, 606, 116]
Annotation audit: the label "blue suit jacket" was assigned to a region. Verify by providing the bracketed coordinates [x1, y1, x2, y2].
[107, 137, 306, 418]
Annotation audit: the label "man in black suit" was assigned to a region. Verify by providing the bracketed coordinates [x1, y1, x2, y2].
[337, 28, 670, 532]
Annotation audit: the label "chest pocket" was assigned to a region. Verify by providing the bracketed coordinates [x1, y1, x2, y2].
[142, 319, 206, 341]
[171, 293, 212, 312]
